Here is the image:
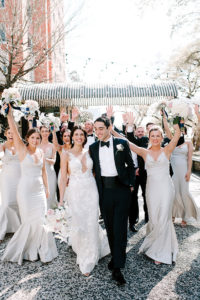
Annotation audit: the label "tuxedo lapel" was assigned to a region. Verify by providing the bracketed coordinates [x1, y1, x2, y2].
[94, 141, 101, 175]
[113, 138, 119, 171]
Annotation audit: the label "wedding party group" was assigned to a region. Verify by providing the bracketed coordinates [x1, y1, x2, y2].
[0, 88, 200, 286]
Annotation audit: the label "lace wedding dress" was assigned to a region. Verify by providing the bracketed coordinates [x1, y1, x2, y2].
[1, 150, 58, 265]
[171, 143, 198, 220]
[44, 147, 58, 209]
[0, 149, 21, 240]
[66, 151, 109, 274]
[139, 151, 178, 264]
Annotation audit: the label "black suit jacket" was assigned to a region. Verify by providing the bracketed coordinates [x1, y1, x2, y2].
[89, 137, 135, 204]
[127, 132, 148, 174]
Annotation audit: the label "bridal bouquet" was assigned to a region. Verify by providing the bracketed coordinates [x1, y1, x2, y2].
[166, 98, 196, 128]
[39, 113, 61, 131]
[12, 100, 40, 122]
[0, 88, 22, 116]
[21, 100, 40, 117]
[46, 206, 70, 242]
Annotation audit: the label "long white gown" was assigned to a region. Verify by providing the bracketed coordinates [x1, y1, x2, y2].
[171, 143, 198, 220]
[1, 150, 58, 265]
[139, 151, 178, 264]
[44, 147, 58, 209]
[66, 151, 109, 274]
[0, 149, 21, 240]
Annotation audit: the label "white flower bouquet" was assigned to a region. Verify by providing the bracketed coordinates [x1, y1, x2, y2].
[166, 98, 196, 129]
[0, 88, 22, 116]
[39, 113, 61, 131]
[46, 206, 71, 242]
[21, 100, 40, 117]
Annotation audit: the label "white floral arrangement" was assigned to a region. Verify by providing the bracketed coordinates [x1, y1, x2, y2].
[0, 88, 22, 117]
[46, 206, 71, 242]
[2, 87, 21, 102]
[39, 113, 61, 131]
[166, 98, 197, 127]
[22, 100, 40, 116]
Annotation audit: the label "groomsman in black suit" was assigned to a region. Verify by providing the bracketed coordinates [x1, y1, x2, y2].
[89, 116, 135, 285]
[126, 125, 150, 227]
[84, 120, 98, 149]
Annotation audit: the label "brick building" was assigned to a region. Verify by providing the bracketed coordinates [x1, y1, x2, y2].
[0, 0, 66, 87]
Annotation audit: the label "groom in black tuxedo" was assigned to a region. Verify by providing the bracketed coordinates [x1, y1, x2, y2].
[89, 117, 135, 285]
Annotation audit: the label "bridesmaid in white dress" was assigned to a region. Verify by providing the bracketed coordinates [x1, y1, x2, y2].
[1, 105, 58, 265]
[125, 116, 181, 265]
[52, 128, 71, 185]
[0, 127, 21, 241]
[171, 141, 198, 226]
[39, 126, 57, 209]
[59, 126, 109, 276]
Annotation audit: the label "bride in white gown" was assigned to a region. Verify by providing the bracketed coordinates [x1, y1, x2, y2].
[1, 105, 58, 265]
[0, 127, 21, 241]
[59, 126, 109, 276]
[125, 115, 181, 265]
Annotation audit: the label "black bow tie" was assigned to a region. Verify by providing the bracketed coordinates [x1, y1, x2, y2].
[87, 134, 94, 137]
[101, 141, 110, 148]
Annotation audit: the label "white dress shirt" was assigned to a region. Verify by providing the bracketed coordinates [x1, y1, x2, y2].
[84, 134, 96, 149]
[131, 151, 138, 168]
[99, 136, 118, 177]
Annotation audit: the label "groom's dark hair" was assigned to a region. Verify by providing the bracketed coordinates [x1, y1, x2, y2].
[94, 117, 111, 128]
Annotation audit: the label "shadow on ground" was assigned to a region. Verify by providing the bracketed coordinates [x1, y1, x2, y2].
[0, 220, 199, 300]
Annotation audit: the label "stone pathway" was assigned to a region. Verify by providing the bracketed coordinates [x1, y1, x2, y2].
[0, 175, 200, 300]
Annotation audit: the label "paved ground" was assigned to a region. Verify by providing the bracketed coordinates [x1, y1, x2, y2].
[0, 175, 200, 300]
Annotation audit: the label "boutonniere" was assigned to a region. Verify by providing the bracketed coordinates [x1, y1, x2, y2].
[116, 144, 124, 151]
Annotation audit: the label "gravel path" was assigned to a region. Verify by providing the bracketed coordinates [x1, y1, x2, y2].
[0, 175, 200, 300]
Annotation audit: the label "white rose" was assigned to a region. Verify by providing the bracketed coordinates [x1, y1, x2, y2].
[116, 144, 124, 151]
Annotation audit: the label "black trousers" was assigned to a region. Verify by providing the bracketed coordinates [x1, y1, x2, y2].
[129, 173, 148, 225]
[101, 180, 131, 269]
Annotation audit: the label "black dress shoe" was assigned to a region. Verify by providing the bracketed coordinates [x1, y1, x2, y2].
[108, 260, 114, 271]
[112, 269, 126, 285]
[129, 225, 138, 233]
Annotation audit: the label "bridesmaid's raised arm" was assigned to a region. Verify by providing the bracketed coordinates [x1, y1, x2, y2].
[45, 144, 56, 165]
[162, 112, 173, 140]
[52, 130, 62, 154]
[111, 126, 147, 160]
[6, 104, 26, 159]
[185, 141, 193, 181]
[194, 104, 200, 123]
[164, 124, 181, 157]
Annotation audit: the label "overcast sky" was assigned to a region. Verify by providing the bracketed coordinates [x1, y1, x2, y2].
[64, 0, 177, 82]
